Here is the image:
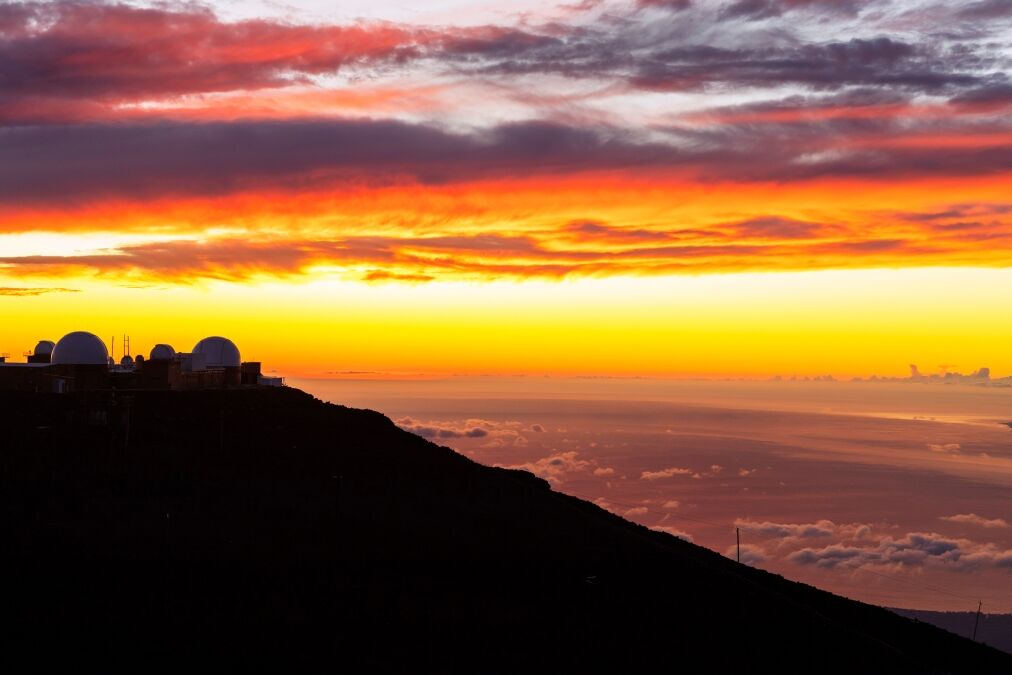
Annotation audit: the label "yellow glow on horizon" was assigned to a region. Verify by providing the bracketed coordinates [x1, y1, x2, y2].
[3, 267, 1012, 379]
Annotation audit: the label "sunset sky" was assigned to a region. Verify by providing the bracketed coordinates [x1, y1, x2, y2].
[2, 0, 1011, 377]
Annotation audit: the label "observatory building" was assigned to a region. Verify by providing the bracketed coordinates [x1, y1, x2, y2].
[0, 331, 282, 393]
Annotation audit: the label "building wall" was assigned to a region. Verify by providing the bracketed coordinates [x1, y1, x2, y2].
[1, 360, 268, 392]
[0, 366, 61, 392]
[241, 362, 262, 386]
[0, 363, 109, 393]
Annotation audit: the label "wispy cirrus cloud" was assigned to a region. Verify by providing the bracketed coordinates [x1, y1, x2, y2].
[2, 198, 1012, 283]
[2, 1, 1008, 119]
[0, 286, 78, 296]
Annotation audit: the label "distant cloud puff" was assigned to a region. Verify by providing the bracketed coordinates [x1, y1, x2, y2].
[503, 451, 593, 483]
[735, 519, 836, 540]
[396, 416, 504, 440]
[726, 543, 767, 566]
[641, 466, 694, 480]
[941, 513, 1009, 529]
[788, 531, 1012, 573]
[728, 517, 1012, 575]
[652, 525, 694, 542]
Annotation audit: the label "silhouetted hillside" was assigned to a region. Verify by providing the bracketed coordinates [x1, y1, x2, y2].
[892, 609, 1012, 656]
[0, 387, 1008, 672]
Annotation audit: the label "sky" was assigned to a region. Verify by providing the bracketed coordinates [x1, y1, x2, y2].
[299, 376, 1012, 613]
[2, 0, 1012, 377]
[4, 0, 1012, 617]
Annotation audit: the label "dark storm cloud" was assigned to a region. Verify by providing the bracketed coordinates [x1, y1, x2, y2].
[0, 120, 670, 204]
[0, 1, 1008, 215]
[956, 0, 1012, 19]
[630, 38, 985, 92]
[460, 33, 984, 92]
[0, 1, 424, 101]
[636, 0, 693, 11]
[950, 83, 1012, 107]
[720, 0, 866, 21]
[4, 115, 1012, 207]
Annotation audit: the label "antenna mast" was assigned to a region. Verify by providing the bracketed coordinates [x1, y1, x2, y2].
[972, 601, 983, 641]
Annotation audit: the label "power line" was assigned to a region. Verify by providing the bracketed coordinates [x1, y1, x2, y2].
[855, 566, 983, 605]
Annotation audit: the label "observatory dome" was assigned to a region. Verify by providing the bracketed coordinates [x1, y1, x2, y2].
[34, 340, 56, 356]
[51, 331, 109, 366]
[150, 344, 176, 361]
[192, 336, 241, 368]
[120, 355, 134, 367]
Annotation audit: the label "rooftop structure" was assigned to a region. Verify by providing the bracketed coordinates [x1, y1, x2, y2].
[0, 331, 283, 393]
[150, 344, 176, 361]
[52, 331, 109, 366]
[193, 337, 241, 368]
[34, 340, 55, 357]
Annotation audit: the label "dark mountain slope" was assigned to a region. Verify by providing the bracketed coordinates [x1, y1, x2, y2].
[0, 387, 1007, 673]
[892, 610, 1012, 655]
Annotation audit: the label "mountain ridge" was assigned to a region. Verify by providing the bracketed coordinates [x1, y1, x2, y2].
[0, 386, 1007, 672]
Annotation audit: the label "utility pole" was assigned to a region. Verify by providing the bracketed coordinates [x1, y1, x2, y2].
[736, 527, 740, 563]
[972, 600, 982, 641]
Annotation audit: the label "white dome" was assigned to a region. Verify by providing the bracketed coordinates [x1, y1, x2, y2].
[120, 355, 134, 366]
[150, 344, 176, 361]
[52, 331, 109, 366]
[34, 340, 56, 356]
[192, 336, 241, 368]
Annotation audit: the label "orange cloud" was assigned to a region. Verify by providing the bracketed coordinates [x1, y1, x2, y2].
[0, 286, 78, 296]
[2, 170, 1011, 285]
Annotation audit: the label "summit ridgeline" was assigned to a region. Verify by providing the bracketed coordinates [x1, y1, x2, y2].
[0, 386, 1007, 672]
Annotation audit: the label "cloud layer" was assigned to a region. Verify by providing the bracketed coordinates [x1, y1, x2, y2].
[1, 0, 1010, 286]
[734, 518, 1012, 575]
